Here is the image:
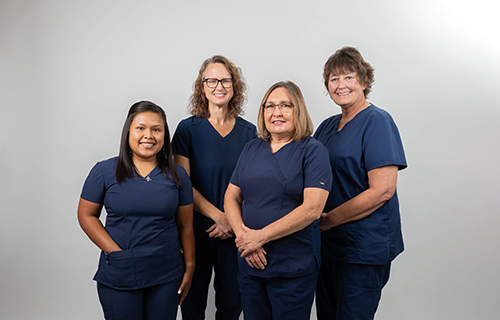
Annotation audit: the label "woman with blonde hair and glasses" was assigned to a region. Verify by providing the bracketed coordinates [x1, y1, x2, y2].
[172, 55, 256, 320]
[224, 81, 332, 320]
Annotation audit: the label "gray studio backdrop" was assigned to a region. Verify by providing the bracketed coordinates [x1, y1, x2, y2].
[1, 0, 499, 319]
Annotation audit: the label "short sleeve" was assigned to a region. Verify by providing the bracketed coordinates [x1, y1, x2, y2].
[176, 165, 193, 206]
[80, 162, 106, 204]
[303, 139, 333, 191]
[363, 112, 407, 172]
[172, 120, 191, 158]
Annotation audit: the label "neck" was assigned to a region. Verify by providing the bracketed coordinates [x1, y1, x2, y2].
[208, 103, 233, 124]
[341, 100, 370, 122]
[132, 156, 157, 176]
[269, 134, 294, 152]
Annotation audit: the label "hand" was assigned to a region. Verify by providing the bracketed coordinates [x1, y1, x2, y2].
[318, 212, 334, 231]
[213, 211, 234, 236]
[177, 269, 194, 305]
[206, 224, 231, 240]
[235, 224, 266, 257]
[244, 247, 267, 269]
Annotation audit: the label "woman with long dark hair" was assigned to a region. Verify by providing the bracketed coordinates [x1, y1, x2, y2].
[78, 101, 195, 320]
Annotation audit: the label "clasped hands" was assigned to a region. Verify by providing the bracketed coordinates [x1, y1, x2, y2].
[235, 224, 267, 270]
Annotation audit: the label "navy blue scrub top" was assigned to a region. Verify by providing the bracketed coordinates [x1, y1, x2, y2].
[314, 104, 407, 265]
[230, 137, 332, 278]
[172, 116, 257, 231]
[80, 157, 193, 290]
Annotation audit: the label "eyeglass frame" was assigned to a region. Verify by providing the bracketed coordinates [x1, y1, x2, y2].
[263, 102, 294, 113]
[202, 78, 234, 89]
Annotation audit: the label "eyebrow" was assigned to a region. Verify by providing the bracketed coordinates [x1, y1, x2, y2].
[265, 100, 292, 105]
[134, 122, 163, 127]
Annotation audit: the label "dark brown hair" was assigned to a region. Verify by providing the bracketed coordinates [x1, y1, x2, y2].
[116, 101, 180, 185]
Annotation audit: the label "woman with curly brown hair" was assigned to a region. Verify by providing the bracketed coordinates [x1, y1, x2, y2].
[172, 55, 256, 320]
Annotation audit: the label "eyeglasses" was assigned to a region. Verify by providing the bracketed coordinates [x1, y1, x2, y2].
[263, 103, 293, 113]
[203, 78, 234, 89]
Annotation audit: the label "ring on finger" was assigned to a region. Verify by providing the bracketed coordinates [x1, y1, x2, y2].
[249, 257, 252, 261]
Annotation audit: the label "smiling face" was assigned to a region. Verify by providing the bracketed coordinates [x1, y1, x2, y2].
[203, 63, 234, 109]
[264, 87, 295, 140]
[328, 71, 367, 110]
[128, 111, 165, 163]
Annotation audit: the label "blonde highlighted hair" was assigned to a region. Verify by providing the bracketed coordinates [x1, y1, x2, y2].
[257, 81, 313, 141]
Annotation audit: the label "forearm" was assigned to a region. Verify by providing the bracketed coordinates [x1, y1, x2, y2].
[179, 226, 195, 273]
[224, 200, 245, 237]
[224, 185, 245, 237]
[235, 188, 329, 256]
[321, 165, 398, 230]
[261, 188, 329, 243]
[176, 205, 195, 272]
[193, 188, 224, 222]
[78, 215, 121, 252]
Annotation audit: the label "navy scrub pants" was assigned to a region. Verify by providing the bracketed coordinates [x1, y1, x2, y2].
[316, 253, 391, 320]
[238, 269, 318, 320]
[180, 235, 241, 320]
[97, 277, 182, 320]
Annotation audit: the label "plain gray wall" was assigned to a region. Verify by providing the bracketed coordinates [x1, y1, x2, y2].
[1, 0, 499, 319]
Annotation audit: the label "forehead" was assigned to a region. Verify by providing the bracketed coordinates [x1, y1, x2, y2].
[204, 63, 231, 78]
[131, 112, 164, 125]
[266, 87, 291, 102]
[329, 68, 357, 77]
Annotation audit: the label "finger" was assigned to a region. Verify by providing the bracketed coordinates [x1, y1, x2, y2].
[257, 250, 267, 266]
[245, 257, 254, 268]
[205, 224, 216, 233]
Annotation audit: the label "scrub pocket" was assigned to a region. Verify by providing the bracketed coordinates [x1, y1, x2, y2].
[94, 250, 137, 289]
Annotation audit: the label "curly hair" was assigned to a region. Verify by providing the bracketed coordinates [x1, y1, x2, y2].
[188, 55, 247, 119]
[257, 81, 313, 142]
[323, 46, 375, 98]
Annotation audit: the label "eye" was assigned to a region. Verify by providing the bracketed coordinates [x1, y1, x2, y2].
[206, 79, 216, 85]
[137, 126, 144, 130]
[222, 78, 233, 84]
[281, 104, 291, 110]
[330, 77, 338, 82]
[346, 76, 353, 80]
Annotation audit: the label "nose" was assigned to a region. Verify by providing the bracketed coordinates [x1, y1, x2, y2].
[214, 81, 226, 91]
[143, 129, 153, 138]
[271, 106, 283, 116]
[337, 78, 346, 88]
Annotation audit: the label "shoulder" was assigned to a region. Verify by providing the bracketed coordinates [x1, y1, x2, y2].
[94, 156, 118, 171]
[174, 163, 188, 176]
[176, 116, 205, 130]
[235, 117, 257, 131]
[301, 137, 329, 155]
[363, 104, 396, 122]
[315, 114, 341, 135]
[244, 137, 265, 149]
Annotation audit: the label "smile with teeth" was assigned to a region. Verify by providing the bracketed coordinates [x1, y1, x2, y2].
[337, 91, 351, 96]
[140, 142, 155, 148]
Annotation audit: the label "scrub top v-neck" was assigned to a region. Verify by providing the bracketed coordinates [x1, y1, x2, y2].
[230, 137, 332, 278]
[314, 104, 407, 264]
[172, 116, 257, 231]
[80, 157, 193, 289]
